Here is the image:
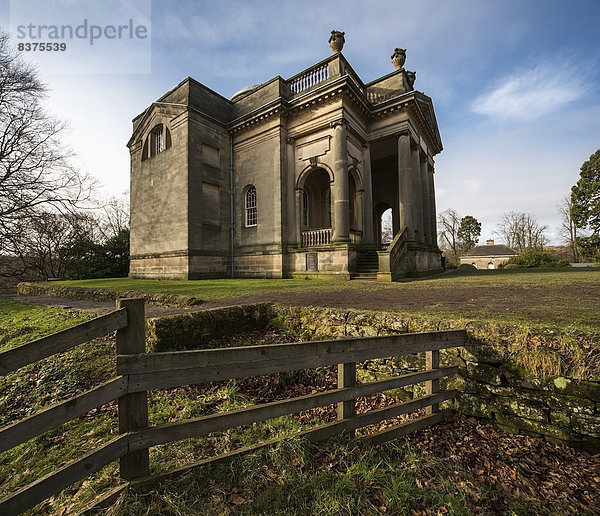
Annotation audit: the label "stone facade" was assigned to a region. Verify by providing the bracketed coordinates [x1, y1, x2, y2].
[127, 34, 444, 280]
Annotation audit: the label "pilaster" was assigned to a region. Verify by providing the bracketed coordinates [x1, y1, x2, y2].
[286, 137, 298, 247]
[428, 164, 438, 246]
[420, 155, 432, 246]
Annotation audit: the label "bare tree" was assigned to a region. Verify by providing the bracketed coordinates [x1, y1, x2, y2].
[557, 196, 579, 262]
[99, 193, 129, 240]
[495, 212, 548, 252]
[438, 208, 461, 265]
[0, 31, 93, 262]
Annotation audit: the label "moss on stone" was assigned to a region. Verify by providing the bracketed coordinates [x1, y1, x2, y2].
[495, 413, 573, 441]
[571, 413, 600, 438]
[549, 377, 600, 401]
[466, 362, 503, 386]
[549, 410, 571, 427]
[497, 397, 549, 422]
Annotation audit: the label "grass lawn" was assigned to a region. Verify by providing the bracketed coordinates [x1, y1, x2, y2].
[48, 267, 600, 331]
[1, 293, 600, 514]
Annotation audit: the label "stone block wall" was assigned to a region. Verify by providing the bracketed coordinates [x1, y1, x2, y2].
[17, 282, 202, 306]
[288, 248, 353, 279]
[235, 253, 284, 278]
[129, 254, 189, 280]
[146, 303, 274, 352]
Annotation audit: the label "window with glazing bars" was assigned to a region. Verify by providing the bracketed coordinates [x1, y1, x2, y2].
[245, 186, 257, 226]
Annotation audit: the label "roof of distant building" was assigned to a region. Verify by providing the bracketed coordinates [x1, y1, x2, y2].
[462, 244, 517, 257]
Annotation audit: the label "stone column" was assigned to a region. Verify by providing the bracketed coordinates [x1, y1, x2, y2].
[411, 143, 424, 242]
[428, 165, 438, 246]
[420, 156, 432, 246]
[331, 118, 350, 243]
[362, 144, 374, 244]
[397, 132, 414, 236]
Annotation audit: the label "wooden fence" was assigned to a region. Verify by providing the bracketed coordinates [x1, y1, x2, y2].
[0, 298, 466, 515]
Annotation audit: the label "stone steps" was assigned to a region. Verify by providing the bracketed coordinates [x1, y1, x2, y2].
[353, 250, 379, 280]
[351, 272, 378, 280]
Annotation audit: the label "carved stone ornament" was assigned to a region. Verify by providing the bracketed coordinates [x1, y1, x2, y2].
[391, 48, 406, 70]
[406, 70, 416, 88]
[329, 30, 345, 53]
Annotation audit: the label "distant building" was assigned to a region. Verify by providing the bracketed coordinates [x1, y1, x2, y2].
[128, 32, 443, 281]
[460, 239, 517, 270]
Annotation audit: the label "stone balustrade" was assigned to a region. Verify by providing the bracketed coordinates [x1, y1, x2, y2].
[289, 63, 330, 95]
[301, 228, 331, 247]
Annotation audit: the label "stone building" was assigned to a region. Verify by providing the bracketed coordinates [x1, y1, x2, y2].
[460, 239, 518, 270]
[127, 32, 443, 280]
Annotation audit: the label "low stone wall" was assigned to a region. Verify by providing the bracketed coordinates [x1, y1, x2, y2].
[271, 305, 600, 451]
[17, 282, 202, 307]
[147, 303, 275, 352]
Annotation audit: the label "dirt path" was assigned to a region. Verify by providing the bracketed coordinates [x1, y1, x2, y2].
[5, 273, 600, 328]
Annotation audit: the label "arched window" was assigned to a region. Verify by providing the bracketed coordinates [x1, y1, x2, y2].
[142, 124, 171, 160]
[488, 261, 495, 270]
[245, 186, 257, 227]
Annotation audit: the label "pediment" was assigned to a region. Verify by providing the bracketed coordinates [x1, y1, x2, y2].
[414, 94, 443, 154]
[127, 103, 186, 148]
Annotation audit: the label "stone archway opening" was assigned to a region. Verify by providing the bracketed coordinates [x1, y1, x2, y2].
[302, 168, 331, 230]
[374, 203, 393, 250]
[300, 167, 332, 247]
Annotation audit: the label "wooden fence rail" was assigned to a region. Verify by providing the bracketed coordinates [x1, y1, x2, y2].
[0, 298, 466, 515]
[0, 308, 127, 376]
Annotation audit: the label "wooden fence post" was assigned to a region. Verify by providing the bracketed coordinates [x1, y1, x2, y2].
[425, 350, 440, 415]
[116, 298, 149, 480]
[337, 362, 356, 436]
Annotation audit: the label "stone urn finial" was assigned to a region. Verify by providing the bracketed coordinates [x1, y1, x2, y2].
[329, 30, 345, 53]
[406, 70, 416, 89]
[391, 48, 406, 70]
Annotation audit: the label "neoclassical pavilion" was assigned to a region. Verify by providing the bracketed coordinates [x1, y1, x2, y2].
[127, 32, 443, 280]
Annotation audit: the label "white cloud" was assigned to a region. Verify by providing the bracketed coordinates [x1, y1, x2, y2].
[463, 179, 482, 194]
[471, 62, 589, 120]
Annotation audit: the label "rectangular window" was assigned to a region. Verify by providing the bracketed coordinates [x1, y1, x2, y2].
[153, 127, 164, 154]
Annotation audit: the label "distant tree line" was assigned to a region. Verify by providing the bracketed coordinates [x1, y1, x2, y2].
[2, 198, 129, 281]
[438, 146, 600, 268]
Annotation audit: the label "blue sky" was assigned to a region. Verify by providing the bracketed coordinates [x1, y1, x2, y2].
[2, 0, 600, 245]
